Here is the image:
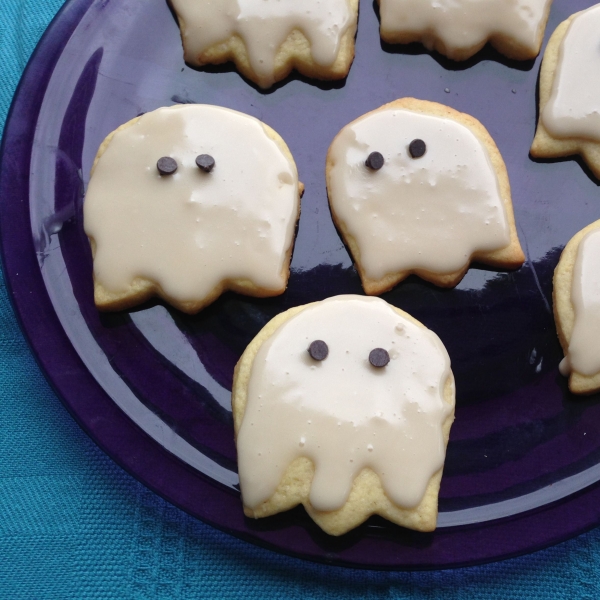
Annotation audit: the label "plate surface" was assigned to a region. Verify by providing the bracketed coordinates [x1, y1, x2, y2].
[2, 0, 600, 569]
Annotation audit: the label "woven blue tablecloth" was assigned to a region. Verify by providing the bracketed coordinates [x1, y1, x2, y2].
[2, 1, 600, 597]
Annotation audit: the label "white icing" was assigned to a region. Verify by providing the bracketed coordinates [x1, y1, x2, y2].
[327, 108, 510, 281]
[563, 229, 600, 377]
[379, 0, 551, 57]
[84, 104, 299, 304]
[541, 4, 600, 142]
[170, 0, 354, 87]
[237, 295, 453, 512]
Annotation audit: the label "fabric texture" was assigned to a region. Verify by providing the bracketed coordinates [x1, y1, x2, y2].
[2, 1, 600, 598]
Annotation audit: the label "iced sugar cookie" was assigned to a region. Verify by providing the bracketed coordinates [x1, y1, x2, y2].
[326, 98, 524, 295]
[554, 220, 600, 395]
[169, 0, 359, 88]
[377, 0, 553, 61]
[531, 4, 600, 180]
[84, 104, 302, 314]
[232, 295, 455, 535]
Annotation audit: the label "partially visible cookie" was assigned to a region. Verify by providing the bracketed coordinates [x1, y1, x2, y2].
[554, 220, 600, 395]
[169, 0, 359, 89]
[326, 98, 525, 295]
[232, 295, 455, 536]
[84, 104, 302, 314]
[531, 4, 600, 180]
[377, 0, 553, 61]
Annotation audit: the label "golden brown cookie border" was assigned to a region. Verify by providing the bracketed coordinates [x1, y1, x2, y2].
[376, 0, 552, 61]
[231, 300, 455, 536]
[531, 9, 600, 180]
[86, 107, 303, 314]
[325, 97, 525, 295]
[553, 219, 600, 395]
[168, 0, 360, 89]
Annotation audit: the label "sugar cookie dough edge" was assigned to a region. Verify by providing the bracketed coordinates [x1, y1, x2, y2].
[85, 105, 303, 314]
[531, 11, 600, 180]
[169, 0, 359, 89]
[554, 219, 600, 395]
[325, 97, 525, 296]
[231, 298, 456, 535]
[376, 0, 551, 61]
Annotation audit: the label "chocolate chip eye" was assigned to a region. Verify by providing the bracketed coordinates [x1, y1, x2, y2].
[365, 151, 384, 171]
[369, 348, 390, 368]
[157, 157, 178, 176]
[409, 139, 426, 159]
[308, 340, 329, 361]
[196, 154, 215, 173]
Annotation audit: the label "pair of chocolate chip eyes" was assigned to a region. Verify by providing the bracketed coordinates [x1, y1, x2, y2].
[308, 340, 390, 368]
[157, 154, 215, 176]
[365, 139, 427, 171]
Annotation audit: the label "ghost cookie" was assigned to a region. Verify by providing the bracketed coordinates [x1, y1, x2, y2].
[377, 0, 553, 61]
[531, 4, 600, 180]
[84, 104, 302, 314]
[554, 220, 600, 395]
[169, 0, 359, 89]
[326, 98, 525, 294]
[232, 295, 455, 535]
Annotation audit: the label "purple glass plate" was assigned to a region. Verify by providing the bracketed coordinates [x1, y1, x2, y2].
[2, 0, 600, 570]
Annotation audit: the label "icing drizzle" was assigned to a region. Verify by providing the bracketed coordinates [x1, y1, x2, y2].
[237, 295, 453, 512]
[541, 4, 600, 142]
[327, 107, 510, 281]
[84, 104, 300, 305]
[170, 0, 354, 87]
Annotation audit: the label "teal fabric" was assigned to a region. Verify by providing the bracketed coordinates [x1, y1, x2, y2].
[2, 2, 600, 598]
